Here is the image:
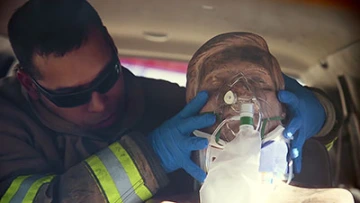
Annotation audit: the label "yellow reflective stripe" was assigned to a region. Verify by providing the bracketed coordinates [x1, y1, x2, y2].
[0, 175, 55, 203]
[85, 155, 123, 203]
[0, 175, 31, 203]
[325, 139, 336, 151]
[22, 175, 55, 203]
[325, 137, 338, 151]
[109, 143, 152, 201]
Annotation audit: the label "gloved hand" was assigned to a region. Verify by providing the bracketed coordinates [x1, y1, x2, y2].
[277, 74, 326, 173]
[148, 91, 216, 183]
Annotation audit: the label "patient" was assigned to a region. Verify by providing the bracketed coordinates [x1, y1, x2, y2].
[188, 32, 289, 202]
[147, 32, 354, 203]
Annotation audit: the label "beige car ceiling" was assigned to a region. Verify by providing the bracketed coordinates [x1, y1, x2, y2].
[0, 0, 359, 91]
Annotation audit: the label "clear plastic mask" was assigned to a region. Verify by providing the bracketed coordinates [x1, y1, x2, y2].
[194, 72, 293, 185]
[211, 73, 263, 142]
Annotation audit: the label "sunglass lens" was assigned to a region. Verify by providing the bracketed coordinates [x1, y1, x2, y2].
[51, 93, 91, 108]
[97, 66, 120, 94]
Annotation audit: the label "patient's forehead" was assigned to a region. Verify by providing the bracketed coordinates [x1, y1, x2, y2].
[202, 60, 271, 78]
[186, 32, 284, 103]
[194, 45, 277, 87]
[199, 61, 275, 92]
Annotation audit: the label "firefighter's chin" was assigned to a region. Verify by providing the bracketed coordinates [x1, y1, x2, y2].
[92, 113, 117, 129]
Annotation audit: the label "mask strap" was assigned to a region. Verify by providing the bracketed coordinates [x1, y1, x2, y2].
[203, 112, 225, 146]
[260, 116, 284, 139]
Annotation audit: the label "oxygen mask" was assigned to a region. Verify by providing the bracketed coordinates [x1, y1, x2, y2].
[193, 73, 294, 203]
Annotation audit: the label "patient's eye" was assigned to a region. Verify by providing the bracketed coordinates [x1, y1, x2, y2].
[203, 75, 225, 90]
[257, 79, 266, 84]
[249, 76, 274, 92]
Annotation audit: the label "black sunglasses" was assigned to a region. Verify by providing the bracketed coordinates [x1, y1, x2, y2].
[32, 56, 122, 108]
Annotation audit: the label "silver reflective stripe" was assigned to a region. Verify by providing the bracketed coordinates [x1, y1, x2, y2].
[9, 175, 44, 203]
[97, 148, 143, 203]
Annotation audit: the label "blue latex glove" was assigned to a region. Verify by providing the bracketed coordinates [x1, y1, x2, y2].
[278, 74, 326, 173]
[148, 91, 216, 183]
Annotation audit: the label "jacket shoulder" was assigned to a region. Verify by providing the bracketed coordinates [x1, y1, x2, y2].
[137, 76, 186, 112]
[0, 77, 41, 140]
[0, 77, 29, 110]
[138, 76, 186, 100]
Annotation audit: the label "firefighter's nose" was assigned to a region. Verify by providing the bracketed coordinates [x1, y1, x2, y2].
[88, 92, 106, 113]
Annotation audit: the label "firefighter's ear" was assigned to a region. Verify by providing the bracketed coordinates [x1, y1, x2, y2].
[103, 26, 118, 54]
[17, 69, 39, 100]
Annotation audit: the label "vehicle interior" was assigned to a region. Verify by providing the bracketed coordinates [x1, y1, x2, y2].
[0, 0, 359, 202]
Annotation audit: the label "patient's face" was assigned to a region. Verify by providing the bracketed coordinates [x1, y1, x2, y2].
[186, 32, 285, 141]
[197, 60, 284, 141]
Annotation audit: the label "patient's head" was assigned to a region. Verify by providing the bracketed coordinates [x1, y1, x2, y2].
[186, 32, 286, 141]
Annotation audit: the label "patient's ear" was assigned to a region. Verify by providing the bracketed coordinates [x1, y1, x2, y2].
[281, 102, 289, 125]
[17, 70, 39, 100]
[186, 67, 200, 103]
[271, 56, 285, 90]
[186, 78, 197, 103]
